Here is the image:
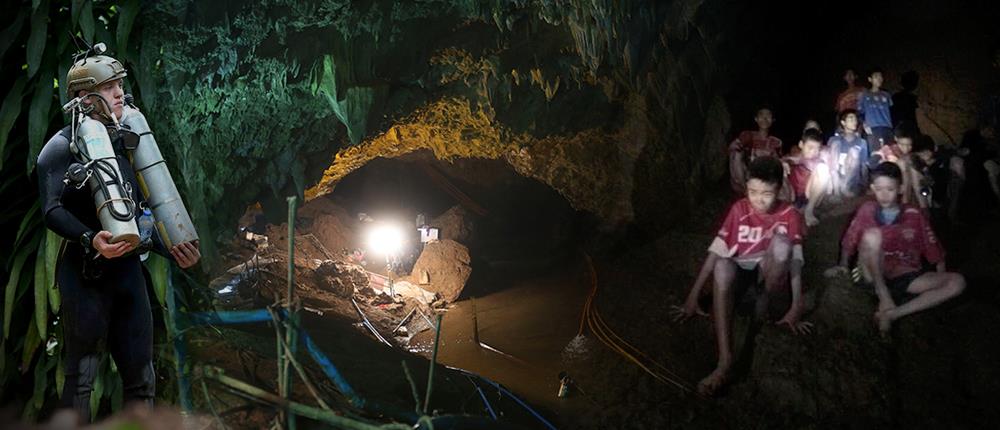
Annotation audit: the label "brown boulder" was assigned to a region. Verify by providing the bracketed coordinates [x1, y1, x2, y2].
[407, 239, 472, 302]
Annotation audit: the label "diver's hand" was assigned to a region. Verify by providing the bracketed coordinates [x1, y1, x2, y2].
[171, 240, 201, 269]
[93, 231, 134, 259]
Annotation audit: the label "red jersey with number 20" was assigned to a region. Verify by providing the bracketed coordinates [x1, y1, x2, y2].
[708, 198, 805, 269]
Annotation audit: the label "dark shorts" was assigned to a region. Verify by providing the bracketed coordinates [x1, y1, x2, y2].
[731, 266, 762, 309]
[735, 266, 761, 290]
[886, 270, 926, 304]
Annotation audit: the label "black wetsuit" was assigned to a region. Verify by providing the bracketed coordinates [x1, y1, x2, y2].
[36, 124, 159, 420]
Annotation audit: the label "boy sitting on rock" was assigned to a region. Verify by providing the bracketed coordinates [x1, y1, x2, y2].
[783, 128, 831, 227]
[827, 109, 869, 198]
[827, 162, 965, 336]
[869, 130, 919, 206]
[729, 107, 783, 193]
[673, 156, 811, 396]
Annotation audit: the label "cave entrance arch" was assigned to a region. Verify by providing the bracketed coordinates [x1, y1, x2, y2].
[303, 148, 597, 415]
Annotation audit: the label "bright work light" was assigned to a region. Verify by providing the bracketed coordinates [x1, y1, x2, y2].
[367, 222, 405, 257]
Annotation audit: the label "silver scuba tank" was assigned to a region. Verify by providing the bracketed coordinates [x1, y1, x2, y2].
[120, 105, 199, 248]
[74, 116, 141, 246]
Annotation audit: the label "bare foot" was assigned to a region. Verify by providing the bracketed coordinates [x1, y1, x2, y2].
[697, 367, 730, 397]
[874, 309, 893, 337]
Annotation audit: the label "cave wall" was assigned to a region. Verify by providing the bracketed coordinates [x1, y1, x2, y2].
[726, 0, 1000, 148]
[131, 0, 761, 261]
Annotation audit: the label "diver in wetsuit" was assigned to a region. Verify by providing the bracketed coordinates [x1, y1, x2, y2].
[36, 48, 201, 423]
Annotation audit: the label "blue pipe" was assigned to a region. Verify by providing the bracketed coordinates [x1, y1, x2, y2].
[297, 328, 363, 406]
[470, 377, 498, 420]
[452, 368, 557, 430]
[182, 309, 273, 326]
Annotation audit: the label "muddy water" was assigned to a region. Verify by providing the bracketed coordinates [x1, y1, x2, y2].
[409, 256, 595, 424]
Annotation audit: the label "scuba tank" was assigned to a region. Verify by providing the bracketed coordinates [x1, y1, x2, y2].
[120, 103, 199, 248]
[72, 115, 140, 246]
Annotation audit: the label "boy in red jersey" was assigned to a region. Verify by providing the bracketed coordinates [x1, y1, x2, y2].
[729, 107, 783, 193]
[870, 130, 919, 206]
[674, 156, 811, 396]
[828, 162, 965, 335]
[784, 128, 831, 226]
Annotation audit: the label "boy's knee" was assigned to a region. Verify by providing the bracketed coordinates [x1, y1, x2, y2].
[948, 273, 966, 296]
[712, 258, 737, 287]
[860, 228, 882, 252]
[814, 163, 831, 180]
[768, 234, 792, 263]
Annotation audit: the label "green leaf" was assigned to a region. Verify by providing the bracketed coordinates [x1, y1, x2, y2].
[0, 76, 28, 171]
[56, 352, 65, 397]
[27, 67, 55, 174]
[147, 254, 169, 306]
[33, 238, 48, 340]
[80, 1, 95, 44]
[3, 241, 35, 340]
[71, 0, 84, 30]
[25, 0, 49, 79]
[90, 355, 105, 421]
[21, 345, 49, 421]
[0, 9, 27, 64]
[115, 0, 140, 61]
[110, 367, 123, 412]
[21, 308, 41, 371]
[46, 230, 62, 314]
[11, 202, 40, 255]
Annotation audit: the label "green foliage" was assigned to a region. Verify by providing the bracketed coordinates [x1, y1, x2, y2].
[0, 77, 27, 170]
[0, 0, 147, 420]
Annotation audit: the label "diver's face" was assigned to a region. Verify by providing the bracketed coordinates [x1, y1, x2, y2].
[82, 78, 125, 120]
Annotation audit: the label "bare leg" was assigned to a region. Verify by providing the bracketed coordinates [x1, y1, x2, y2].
[842, 147, 862, 197]
[756, 234, 792, 320]
[896, 158, 914, 205]
[698, 258, 737, 396]
[730, 152, 747, 194]
[909, 167, 928, 209]
[877, 272, 965, 328]
[857, 228, 894, 334]
[803, 164, 830, 226]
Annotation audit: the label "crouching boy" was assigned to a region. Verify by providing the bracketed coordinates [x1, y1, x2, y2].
[784, 128, 831, 226]
[673, 156, 811, 396]
[829, 162, 965, 335]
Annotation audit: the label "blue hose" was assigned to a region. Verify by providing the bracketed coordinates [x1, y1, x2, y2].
[468, 376, 498, 420]
[183, 309, 273, 326]
[453, 369, 557, 430]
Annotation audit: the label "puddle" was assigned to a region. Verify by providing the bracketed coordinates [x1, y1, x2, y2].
[409, 255, 595, 421]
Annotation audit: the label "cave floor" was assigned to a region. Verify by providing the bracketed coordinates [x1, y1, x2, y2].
[187, 186, 1000, 429]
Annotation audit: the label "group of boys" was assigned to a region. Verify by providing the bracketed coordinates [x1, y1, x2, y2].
[679, 68, 973, 397]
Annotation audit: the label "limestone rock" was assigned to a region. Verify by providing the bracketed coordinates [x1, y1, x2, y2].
[407, 240, 472, 302]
